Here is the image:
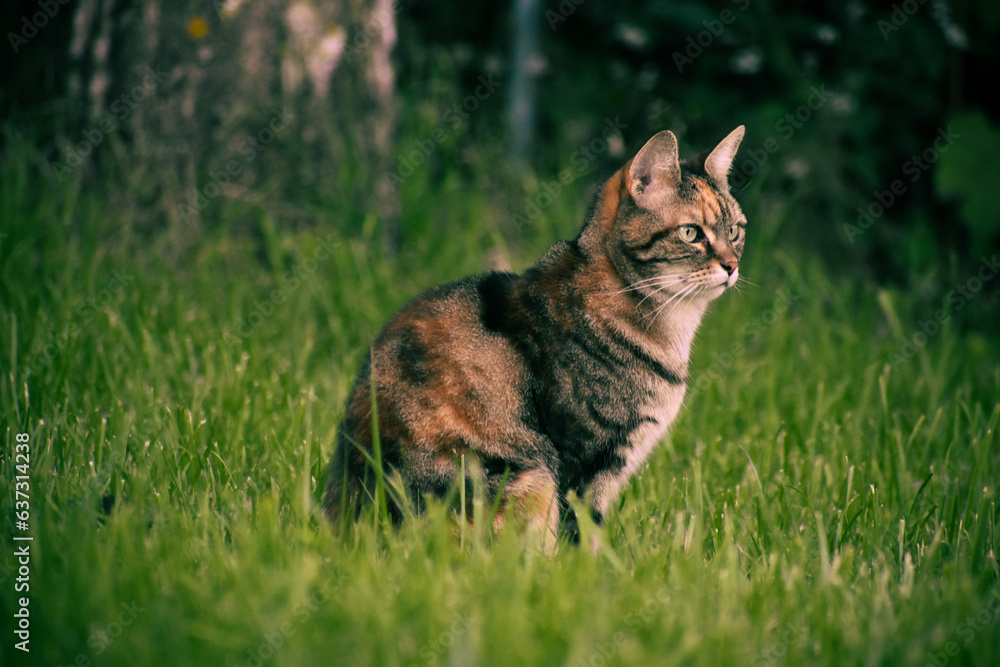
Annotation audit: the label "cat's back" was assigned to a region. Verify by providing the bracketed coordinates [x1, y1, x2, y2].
[374, 270, 525, 365]
[367, 240, 583, 396]
[351, 271, 536, 446]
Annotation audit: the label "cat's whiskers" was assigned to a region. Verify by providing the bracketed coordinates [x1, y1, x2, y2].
[644, 284, 697, 331]
[606, 274, 686, 296]
[632, 277, 689, 308]
[725, 274, 754, 297]
[665, 285, 703, 319]
[604, 275, 688, 312]
[642, 281, 700, 333]
[618, 280, 686, 299]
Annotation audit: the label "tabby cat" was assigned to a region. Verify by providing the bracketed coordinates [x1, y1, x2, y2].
[324, 126, 747, 545]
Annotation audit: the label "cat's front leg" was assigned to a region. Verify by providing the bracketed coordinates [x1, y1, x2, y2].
[589, 468, 627, 526]
[495, 467, 560, 553]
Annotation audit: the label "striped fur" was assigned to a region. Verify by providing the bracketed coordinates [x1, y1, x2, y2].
[323, 127, 747, 545]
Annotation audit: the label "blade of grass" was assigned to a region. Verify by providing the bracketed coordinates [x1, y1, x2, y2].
[369, 351, 388, 528]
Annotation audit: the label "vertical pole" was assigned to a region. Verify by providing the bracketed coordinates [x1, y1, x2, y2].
[508, 0, 541, 168]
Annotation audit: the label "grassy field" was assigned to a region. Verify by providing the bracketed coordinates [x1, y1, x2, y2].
[1, 135, 998, 667]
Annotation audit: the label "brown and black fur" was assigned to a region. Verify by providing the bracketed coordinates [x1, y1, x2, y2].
[324, 127, 748, 544]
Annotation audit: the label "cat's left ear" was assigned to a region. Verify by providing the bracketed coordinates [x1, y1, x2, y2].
[704, 125, 746, 188]
[628, 130, 682, 207]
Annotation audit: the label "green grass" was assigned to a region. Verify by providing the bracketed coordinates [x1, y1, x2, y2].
[1, 137, 998, 667]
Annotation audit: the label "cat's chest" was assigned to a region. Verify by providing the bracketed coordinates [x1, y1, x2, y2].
[619, 380, 687, 478]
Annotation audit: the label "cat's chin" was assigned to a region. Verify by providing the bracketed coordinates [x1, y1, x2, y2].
[659, 284, 726, 307]
[699, 284, 729, 301]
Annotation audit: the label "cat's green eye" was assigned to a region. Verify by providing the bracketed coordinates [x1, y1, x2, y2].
[729, 224, 741, 242]
[679, 225, 700, 243]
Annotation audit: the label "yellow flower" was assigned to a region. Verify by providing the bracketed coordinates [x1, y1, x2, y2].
[187, 16, 209, 41]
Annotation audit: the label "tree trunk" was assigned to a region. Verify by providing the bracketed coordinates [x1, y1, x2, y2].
[59, 0, 399, 248]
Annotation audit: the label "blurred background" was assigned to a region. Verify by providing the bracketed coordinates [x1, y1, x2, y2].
[1, 0, 998, 317]
[1, 9, 998, 664]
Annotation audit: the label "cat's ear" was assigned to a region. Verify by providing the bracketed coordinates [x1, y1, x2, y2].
[628, 131, 681, 206]
[703, 125, 745, 187]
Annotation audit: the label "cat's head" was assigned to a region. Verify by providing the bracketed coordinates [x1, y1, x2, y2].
[582, 127, 747, 307]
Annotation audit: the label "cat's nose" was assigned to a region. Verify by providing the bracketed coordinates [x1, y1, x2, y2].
[721, 259, 738, 276]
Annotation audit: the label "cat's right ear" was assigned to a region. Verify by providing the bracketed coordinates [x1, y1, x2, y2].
[703, 125, 745, 187]
[628, 131, 681, 207]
